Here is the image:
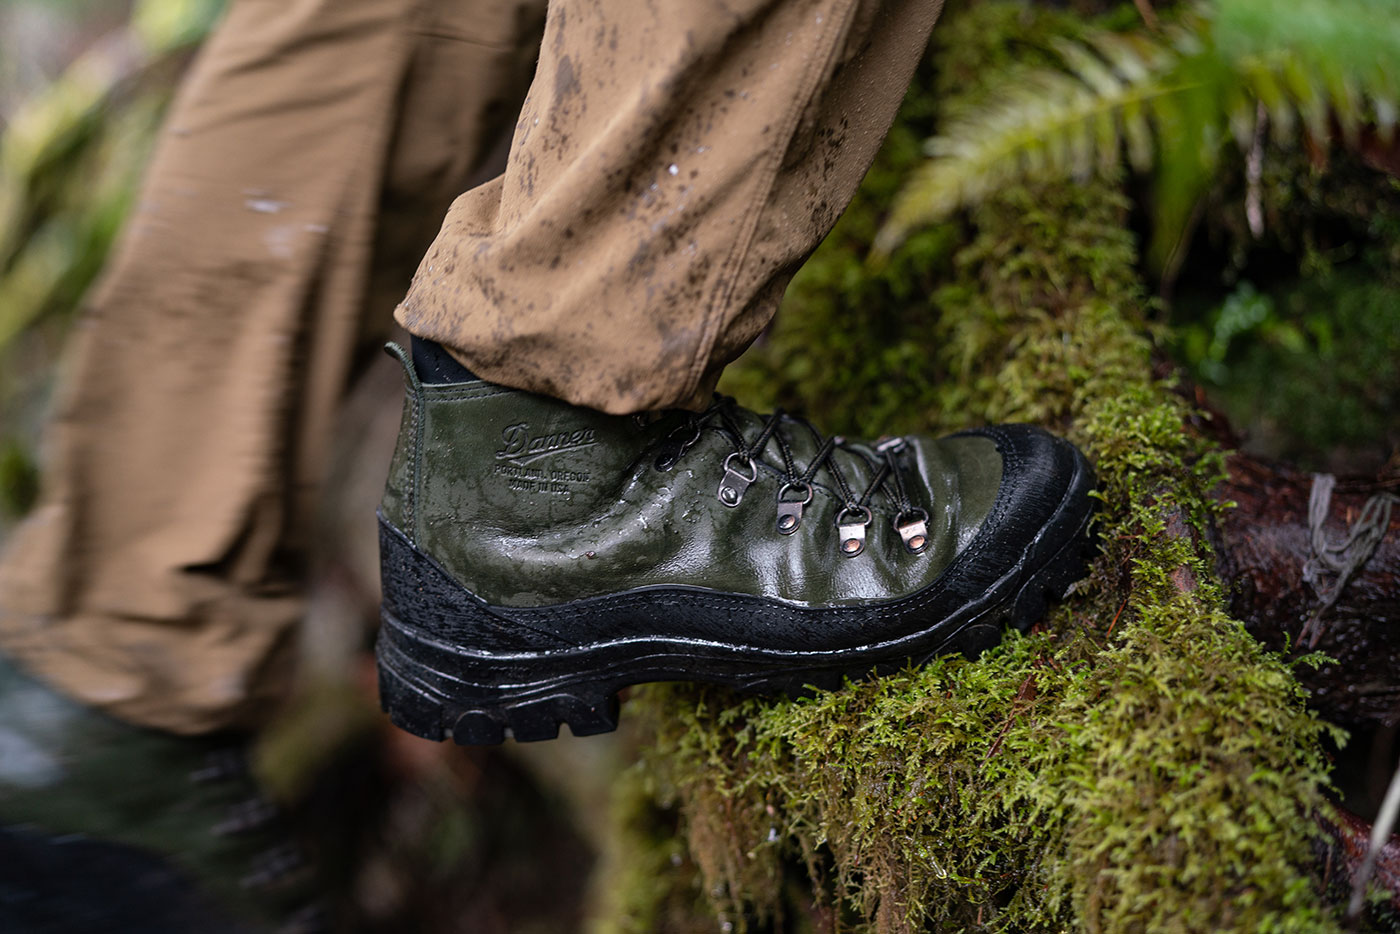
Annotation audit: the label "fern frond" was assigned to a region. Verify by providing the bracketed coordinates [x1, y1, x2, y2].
[879, 0, 1400, 255]
[876, 29, 1193, 253]
[1223, 0, 1400, 144]
[1216, 0, 1400, 109]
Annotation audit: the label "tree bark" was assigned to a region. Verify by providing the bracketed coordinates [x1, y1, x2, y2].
[1212, 454, 1400, 729]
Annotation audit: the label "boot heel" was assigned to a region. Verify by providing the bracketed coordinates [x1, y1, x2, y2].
[376, 652, 509, 744]
[375, 640, 509, 744]
[376, 658, 449, 742]
[376, 639, 621, 744]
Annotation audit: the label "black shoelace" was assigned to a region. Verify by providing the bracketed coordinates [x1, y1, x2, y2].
[656, 397, 931, 557]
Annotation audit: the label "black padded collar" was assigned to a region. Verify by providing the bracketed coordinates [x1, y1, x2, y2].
[411, 336, 479, 385]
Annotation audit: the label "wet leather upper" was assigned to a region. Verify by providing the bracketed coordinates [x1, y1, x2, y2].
[382, 368, 1009, 609]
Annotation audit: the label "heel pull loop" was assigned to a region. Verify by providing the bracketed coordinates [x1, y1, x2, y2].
[384, 342, 424, 396]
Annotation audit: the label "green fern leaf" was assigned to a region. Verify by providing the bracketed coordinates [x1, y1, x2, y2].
[877, 29, 1193, 253]
[879, 0, 1400, 256]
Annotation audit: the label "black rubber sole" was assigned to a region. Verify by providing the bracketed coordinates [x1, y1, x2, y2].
[376, 447, 1095, 745]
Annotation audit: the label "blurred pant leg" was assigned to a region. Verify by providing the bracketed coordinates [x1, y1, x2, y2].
[0, 0, 546, 733]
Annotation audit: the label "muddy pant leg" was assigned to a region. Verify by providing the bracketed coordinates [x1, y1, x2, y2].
[0, 0, 544, 733]
[396, 0, 942, 414]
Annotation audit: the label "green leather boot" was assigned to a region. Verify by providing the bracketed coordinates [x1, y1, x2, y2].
[0, 654, 322, 933]
[377, 339, 1095, 744]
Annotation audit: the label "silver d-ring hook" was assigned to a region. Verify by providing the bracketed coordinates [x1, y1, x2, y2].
[836, 505, 873, 557]
[656, 421, 703, 471]
[895, 508, 930, 554]
[717, 452, 758, 507]
[776, 481, 814, 534]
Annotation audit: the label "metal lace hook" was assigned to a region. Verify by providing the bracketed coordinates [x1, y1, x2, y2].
[776, 481, 813, 534]
[717, 452, 758, 507]
[655, 420, 702, 471]
[895, 508, 930, 554]
[836, 505, 873, 557]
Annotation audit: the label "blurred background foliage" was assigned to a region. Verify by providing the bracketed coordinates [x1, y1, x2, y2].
[0, 0, 1398, 931]
[0, 0, 224, 523]
[878, 0, 1400, 270]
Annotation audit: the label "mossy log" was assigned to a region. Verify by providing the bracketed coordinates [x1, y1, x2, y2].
[595, 229, 1398, 934]
[598, 183, 1378, 932]
[591, 5, 1399, 923]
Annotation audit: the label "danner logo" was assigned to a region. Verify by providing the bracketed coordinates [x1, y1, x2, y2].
[495, 422, 598, 465]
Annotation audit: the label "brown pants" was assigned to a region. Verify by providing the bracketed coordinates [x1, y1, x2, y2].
[0, 0, 938, 732]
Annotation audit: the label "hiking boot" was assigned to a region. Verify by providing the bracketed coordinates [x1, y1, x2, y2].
[376, 339, 1095, 745]
[0, 653, 323, 933]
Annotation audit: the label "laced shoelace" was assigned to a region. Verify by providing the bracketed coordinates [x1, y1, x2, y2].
[655, 397, 931, 557]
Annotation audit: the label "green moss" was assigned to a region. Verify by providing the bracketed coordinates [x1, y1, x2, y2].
[589, 761, 716, 934]
[599, 4, 1351, 931]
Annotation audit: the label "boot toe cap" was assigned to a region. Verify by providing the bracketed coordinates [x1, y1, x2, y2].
[945, 423, 1096, 596]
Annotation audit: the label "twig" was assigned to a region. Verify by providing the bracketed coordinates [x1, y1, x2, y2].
[1105, 596, 1130, 637]
[1348, 760, 1400, 919]
[982, 672, 1038, 766]
[1245, 101, 1267, 238]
